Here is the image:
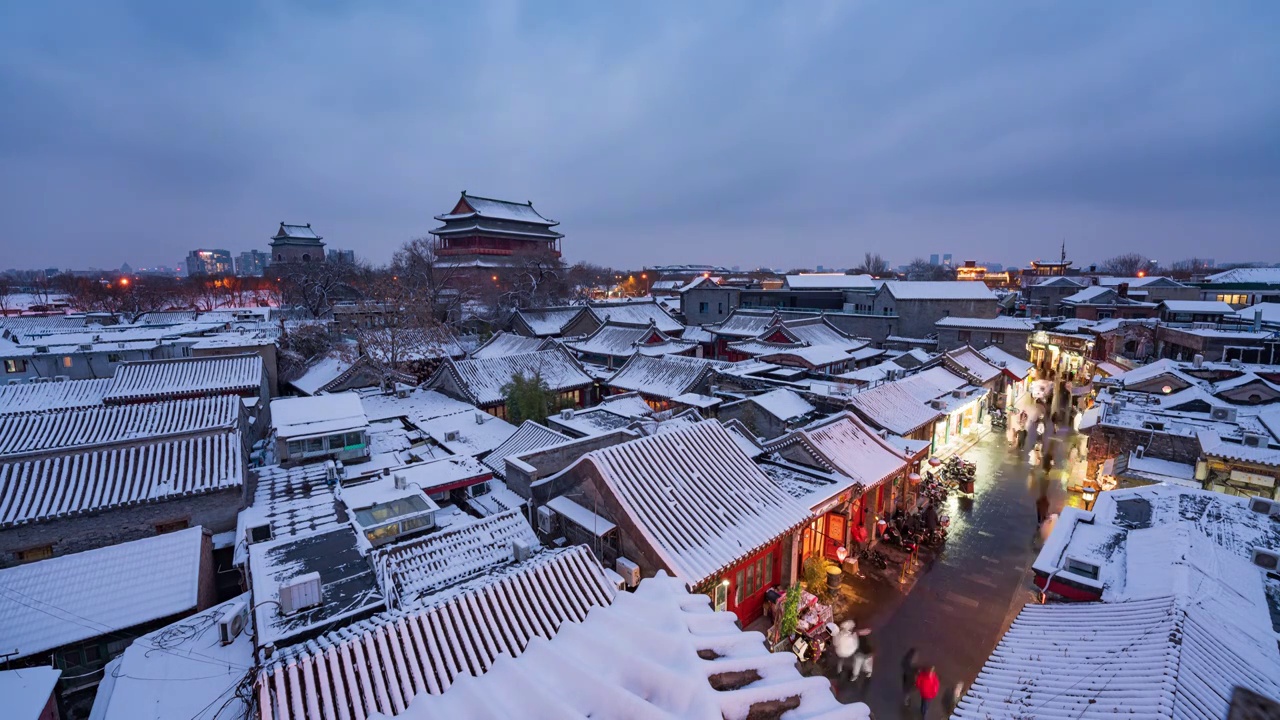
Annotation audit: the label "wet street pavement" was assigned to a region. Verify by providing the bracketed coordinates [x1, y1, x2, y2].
[826, 419, 1080, 718]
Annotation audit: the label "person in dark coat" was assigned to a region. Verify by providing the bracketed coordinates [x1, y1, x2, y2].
[1036, 493, 1050, 525]
[900, 647, 919, 706]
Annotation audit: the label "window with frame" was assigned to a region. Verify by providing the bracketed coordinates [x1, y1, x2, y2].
[4, 359, 25, 373]
[990, 333, 1005, 344]
[107, 353, 122, 363]
[62, 356, 73, 368]
[304, 437, 325, 454]
[699, 301, 709, 313]
[16, 545, 53, 563]
[958, 330, 971, 342]
[287, 440, 304, 456]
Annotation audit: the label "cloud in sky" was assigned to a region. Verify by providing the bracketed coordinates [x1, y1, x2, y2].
[1, 0, 1278, 271]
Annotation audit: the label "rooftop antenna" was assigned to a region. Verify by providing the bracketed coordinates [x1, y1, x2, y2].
[1060, 239, 1066, 265]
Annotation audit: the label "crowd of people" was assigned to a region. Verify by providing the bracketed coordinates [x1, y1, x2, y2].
[828, 621, 964, 718]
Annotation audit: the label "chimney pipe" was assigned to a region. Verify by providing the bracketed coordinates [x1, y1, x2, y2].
[1254, 308, 1263, 333]
[1117, 283, 1129, 298]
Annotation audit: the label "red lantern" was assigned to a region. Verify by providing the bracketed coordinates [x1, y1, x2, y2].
[836, 546, 848, 563]
[908, 473, 922, 484]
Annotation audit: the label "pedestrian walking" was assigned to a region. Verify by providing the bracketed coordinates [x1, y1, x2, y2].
[852, 626, 875, 680]
[943, 681, 964, 715]
[900, 647, 919, 707]
[831, 620, 857, 678]
[1036, 493, 1049, 525]
[916, 665, 940, 717]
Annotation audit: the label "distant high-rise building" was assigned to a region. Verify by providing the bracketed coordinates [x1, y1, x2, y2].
[929, 254, 940, 266]
[942, 253, 953, 267]
[269, 222, 325, 264]
[327, 249, 355, 264]
[185, 249, 233, 277]
[236, 250, 270, 277]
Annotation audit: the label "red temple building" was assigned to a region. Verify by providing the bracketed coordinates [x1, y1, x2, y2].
[430, 191, 563, 269]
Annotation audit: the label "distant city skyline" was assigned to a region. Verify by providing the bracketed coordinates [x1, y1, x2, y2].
[2, 2, 1278, 270]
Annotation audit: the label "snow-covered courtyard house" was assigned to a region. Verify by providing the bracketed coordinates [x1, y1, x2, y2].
[718, 387, 818, 440]
[270, 392, 371, 466]
[424, 348, 594, 421]
[0, 528, 217, 712]
[603, 353, 725, 411]
[531, 420, 813, 625]
[507, 305, 597, 338]
[561, 321, 697, 369]
[0, 396, 247, 564]
[959, 484, 1280, 717]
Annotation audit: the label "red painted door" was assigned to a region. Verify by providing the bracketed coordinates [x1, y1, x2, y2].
[728, 543, 781, 626]
[824, 513, 846, 559]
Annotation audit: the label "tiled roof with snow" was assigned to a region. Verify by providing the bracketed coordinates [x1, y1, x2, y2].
[0, 667, 61, 720]
[482, 420, 570, 476]
[416, 411, 517, 457]
[977, 345, 1034, 379]
[259, 545, 615, 720]
[578, 420, 811, 586]
[0, 378, 110, 415]
[274, 222, 321, 239]
[0, 429, 243, 528]
[0, 395, 239, 459]
[563, 323, 694, 359]
[1196, 429, 1280, 467]
[749, 388, 816, 422]
[784, 273, 877, 290]
[288, 353, 353, 396]
[605, 353, 716, 399]
[710, 310, 778, 338]
[468, 331, 548, 359]
[1234, 302, 1280, 325]
[598, 391, 654, 417]
[764, 412, 908, 489]
[1205, 267, 1280, 284]
[944, 346, 1002, 383]
[760, 344, 855, 367]
[236, 463, 343, 565]
[374, 508, 542, 606]
[359, 387, 475, 423]
[0, 527, 204, 658]
[437, 193, 558, 225]
[587, 300, 684, 333]
[270, 392, 368, 440]
[511, 307, 586, 336]
[847, 382, 943, 435]
[955, 597, 1280, 720]
[880, 280, 996, 300]
[934, 315, 1035, 331]
[104, 354, 264, 403]
[430, 349, 593, 406]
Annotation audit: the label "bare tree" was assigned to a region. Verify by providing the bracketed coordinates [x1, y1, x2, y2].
[1101, 253, 1156, 276]
[0, 277, 13, 317]
[905, 258, 955, 281]
[279, 261, 356, 319]
[391, 236, 470, 322]
[1170, 258, 1214, 274]
[853, 253, 890, 276]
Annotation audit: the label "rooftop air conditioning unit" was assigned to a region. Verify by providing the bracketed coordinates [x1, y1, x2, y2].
[512, 539, 533, 563]
[615, 557, 641, 588]
[1141, 421, 1165, 431]
[279, 572, 322, 615]
[444, 430, 460, 442]
[474, 412, 487, 425]
[560, 408, 574, 420]
[930, 399, 945, 410]
[6, 379, 19, 386]
[952, 390, 965, 399]
[324, 460, 337, 483]
[217, 600, 249, 645]
[1231, 358, 1242, 369]
[1242, 433, 1264, 447]
[54, 375, 68, 382]
[1250, 548, 1280, 572]
[1210, 407, 1237, 422]
[536, 505, 556, 535]
[396, 386, 410, 399]
[393, 473, 407, 490]
[1135, 445, 1145, 459]
[1193, 354, 1204, 368]
[1248, 497, 1275, 515]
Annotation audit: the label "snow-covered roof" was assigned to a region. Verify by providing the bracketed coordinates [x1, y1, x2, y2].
[671, 391, 722, 409]
[416, 410, 517, 456]
[288, 353, 352, 396]
[259, 545, 616, 720]
[1196, 429, 1280, 467]
[597, 391, 654, 417]
[249, 525, 385, 648]
[606, 353, 716, 399]
[784, 273, 877, 290]
[934, 315, 1035, 331]
[837, 359, 903, 384]
[680, 324, 714, 344]
[510, 306, 587, 337]
[759, 460, 861, 510]
[104, 354, 264, 403]
[0, 377, 110, 415]
[270, 392, 368, 440]
[0, 394, 238, 459]
[1161, 300, 1235, 314]
[482, 420, 570, 476]
[563, 322, 695, 359]
[748, 388, 816, 422]
[549, 406, 636, 437]
[944, 346, 1002, 384]
[382, 454, 493, 494]
[955, 596, 1280, 720]
[374, 508, 541, 607]
[0, 667, 60, 720]
[468, 330, 548, 359]
[359, 387, 475, 423]
[764, 412, 908, 490]
[880, 280, 996, 300]
[436, 192, 558, 225]
[274, 222, 321, 240]
[573, 420, 811, 587]
[263, 568, 865, 720]
[90, 592, 254, 720]
[0, 527, 204, 659]
[977, 345, 1034, 379]
[428, 349, 592, 407]
[759, 344, 853, 367]
[0, 429, 243, 528]
[710, 310, 778, 338]
[847, 381, 943, 435]
[1096, 275, 1184, 288]
[236, 463, 343, 565]
[1233, 302, 1280, 325]
[588, 300, 684, 333]
[1205, 267, 1280, 284]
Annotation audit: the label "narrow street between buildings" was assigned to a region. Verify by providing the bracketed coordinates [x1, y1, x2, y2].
[821, 402, 1085, 718]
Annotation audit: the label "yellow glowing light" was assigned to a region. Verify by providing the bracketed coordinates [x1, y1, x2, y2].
[1137, 270, 1146, 278]
[119, 278, 130, 287]
[491, 275, 498, 282]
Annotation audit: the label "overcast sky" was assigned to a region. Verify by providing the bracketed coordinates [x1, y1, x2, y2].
[2, 1, 1278, 271]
